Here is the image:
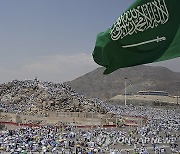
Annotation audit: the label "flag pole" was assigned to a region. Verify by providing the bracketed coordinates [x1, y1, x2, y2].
[177, 91, 179, 105]
[125, 78, 127, 106]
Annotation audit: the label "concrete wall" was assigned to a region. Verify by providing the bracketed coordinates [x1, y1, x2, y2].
[0, 112, 105, 126]
[56, 112, 108, 119]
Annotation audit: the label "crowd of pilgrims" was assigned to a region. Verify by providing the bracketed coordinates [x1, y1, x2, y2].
[0, 79, 179, 153]
[0, 79, 106, 116]
[0, 105, 178, 153]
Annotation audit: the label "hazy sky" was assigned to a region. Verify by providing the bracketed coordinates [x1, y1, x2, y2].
[0, 0, 180, 84]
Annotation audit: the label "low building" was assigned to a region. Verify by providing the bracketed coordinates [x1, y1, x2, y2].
[137, 91, 169, 96]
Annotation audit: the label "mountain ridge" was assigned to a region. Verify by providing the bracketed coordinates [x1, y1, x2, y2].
[67, 65, 180, 100]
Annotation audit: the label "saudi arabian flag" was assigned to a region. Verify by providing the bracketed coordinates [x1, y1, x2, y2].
[92, 0, 180, 74]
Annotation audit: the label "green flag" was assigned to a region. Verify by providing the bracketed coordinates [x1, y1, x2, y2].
[92, 0, 180, 74]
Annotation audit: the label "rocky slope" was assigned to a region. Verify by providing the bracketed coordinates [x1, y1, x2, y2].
[0, 79, 107, 116]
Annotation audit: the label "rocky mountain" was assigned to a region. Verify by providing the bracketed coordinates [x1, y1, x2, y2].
[67, 65, 180, 100]
[0, 80, 107, 116]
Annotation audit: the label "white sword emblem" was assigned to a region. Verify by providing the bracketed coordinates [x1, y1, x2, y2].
[122, 36, 166, 48]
